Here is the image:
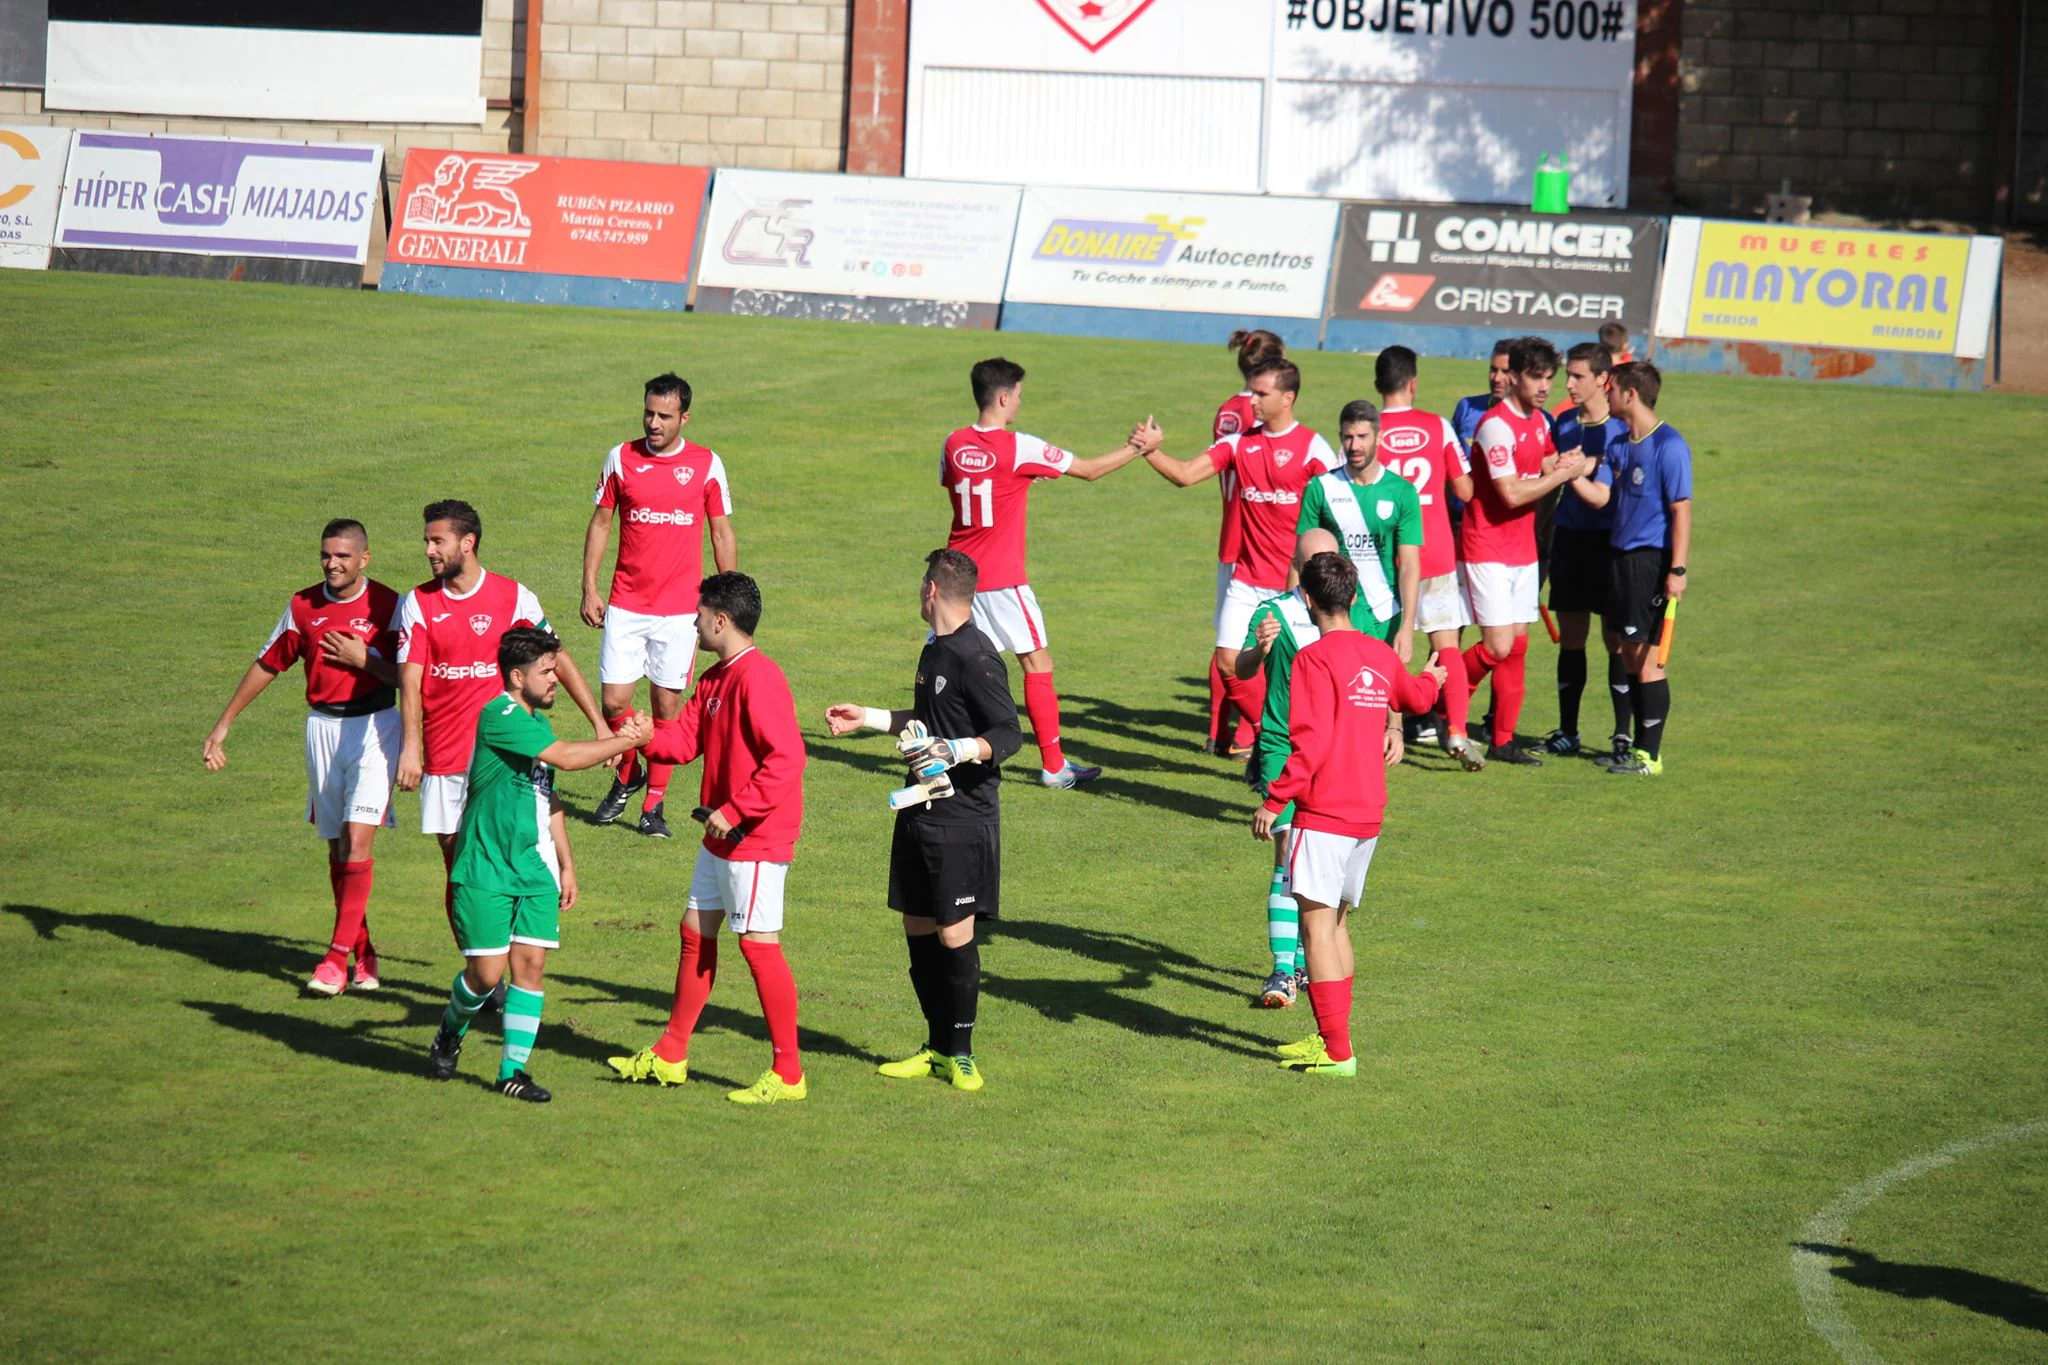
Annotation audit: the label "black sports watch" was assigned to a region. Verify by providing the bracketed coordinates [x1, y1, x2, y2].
[1669, 566, 1687, 577]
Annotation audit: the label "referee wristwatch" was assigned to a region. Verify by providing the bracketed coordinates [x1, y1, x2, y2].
[1669, 566, 1687, 577]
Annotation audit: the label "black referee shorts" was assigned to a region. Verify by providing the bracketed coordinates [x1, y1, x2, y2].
[1549, 527, 1613, 614]
[1604, 546, 1670, 645]
[888, 819, 1001, 925]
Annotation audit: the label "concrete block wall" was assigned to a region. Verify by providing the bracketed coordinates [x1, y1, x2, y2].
[537, 1, 848, 169]
[1672, 0, 2004, 220]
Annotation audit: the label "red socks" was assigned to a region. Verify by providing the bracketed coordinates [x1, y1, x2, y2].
[655, 923, 718, 1064]
[1436, 645, 1470, 737]
[1491, 636, 1528, 747]
[1306, 977, 1355, 1063]
[1223, 669, 1264, 746]
[324, 859, 375, 968]
[644, 758, 673, 811]
[1023, 669, 1066, 775]
[611, 708, 643, 790]
[740, 938, 803, 1084]
[1207, 655, 1229, 747]
[1463, 641, 1497, 689]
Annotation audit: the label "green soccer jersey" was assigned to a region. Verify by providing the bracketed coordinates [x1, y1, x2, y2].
[451, 692, 561, 898]
[1245, 590, 1375, 758]
[1295, 463, 1424, 625]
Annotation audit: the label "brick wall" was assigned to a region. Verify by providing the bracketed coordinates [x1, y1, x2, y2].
[1672, 0, 2004, 221]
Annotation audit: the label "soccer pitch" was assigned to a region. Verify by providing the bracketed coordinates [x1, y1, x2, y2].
[2, 269, 2044, 1362]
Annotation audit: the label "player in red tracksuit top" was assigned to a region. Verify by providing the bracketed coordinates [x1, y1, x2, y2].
[1255, 552, 1444, 1078]
[608, 571, 811, 1105]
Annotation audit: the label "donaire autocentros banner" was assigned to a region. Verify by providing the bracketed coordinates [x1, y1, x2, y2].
[1331, 203, 1664, 330]
[696, 169, 1020, 302]
[1003, 187, 1339, 318]
[0, 125, 73, 270]
[54, 132, 382, 263]
[387, 149, 710, 282]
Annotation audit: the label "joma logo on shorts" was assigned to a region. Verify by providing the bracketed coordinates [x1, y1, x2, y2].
[953, 895, 976, 905]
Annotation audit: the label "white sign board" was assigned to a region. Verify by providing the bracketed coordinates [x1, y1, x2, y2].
[696, 170, 1022, 303]
[1003, 185, 1339, 318]
[0, 126, 74, 270]
[54, 132, 385, 265]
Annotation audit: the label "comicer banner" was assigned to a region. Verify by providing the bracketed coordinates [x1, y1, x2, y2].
[53, 132, 383, 263]
[386, 150, 711, 283]
[1330, 202, 1663, 330]
[0, 126, 76, 270]
[1003, 186, 1339, 318]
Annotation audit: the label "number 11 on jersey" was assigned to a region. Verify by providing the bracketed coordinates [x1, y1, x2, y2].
[953, 477, 993, 529]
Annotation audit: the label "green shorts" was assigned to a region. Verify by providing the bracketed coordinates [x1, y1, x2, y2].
[1369, 612, 1403, 645]
[451, 883, 560, 956]
[1254, 744, 1295, 828]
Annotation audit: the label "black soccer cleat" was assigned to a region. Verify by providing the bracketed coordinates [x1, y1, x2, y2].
[1540, 729, 1580, 756]
[496, 1070, 552, 1103]
[1486, 740, 1544, 767]
[1594, 733, 1636, 771]
[593, 774, 647, 825]
[637, 803, 672, 839]
[428, 1026, 464, 1081]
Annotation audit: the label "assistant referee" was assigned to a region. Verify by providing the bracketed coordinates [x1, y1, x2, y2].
[825, 548, 1023, 1092]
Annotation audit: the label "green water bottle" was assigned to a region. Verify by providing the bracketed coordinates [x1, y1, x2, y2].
[1532, 154, 1570, 215]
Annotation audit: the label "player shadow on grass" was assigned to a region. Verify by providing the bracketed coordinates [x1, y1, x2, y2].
[1794, 1243, 2048, 1335]
[544, 967, 888, 1071]
[982, 920, 1278, 1060]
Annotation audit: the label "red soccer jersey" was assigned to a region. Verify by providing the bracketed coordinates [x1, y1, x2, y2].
[258, 579, 402, 711]
[1212, 392, 1255, 564]
[643, 646, 806, 863]
[594, 437, 733, 617]
[1461, 400, 1556, 567]
[1208, 422, 1335, 592]
[1375, 407, 1464, 579]
[397, 571, 550, 775]
[941, 425, 1073, 592]
[1262, 631, 1440, 838]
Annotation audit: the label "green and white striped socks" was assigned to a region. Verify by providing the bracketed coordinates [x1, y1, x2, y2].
[1267, 864, 1298, 975]
[499, 986, 545, 1081]
[441, 972, 490, 1039]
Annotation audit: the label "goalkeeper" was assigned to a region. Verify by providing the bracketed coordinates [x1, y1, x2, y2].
[824, 549, 1021, 1093]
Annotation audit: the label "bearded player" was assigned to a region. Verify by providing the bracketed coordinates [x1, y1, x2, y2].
[1205, 327, 1286, 757]
[202, 519, 402, 996]
[941, 358, 1148, 790]
[583, 372, 738, 840]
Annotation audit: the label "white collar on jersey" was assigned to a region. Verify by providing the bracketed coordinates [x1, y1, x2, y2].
[1262, 419, 1299, 438]
[322, 581, 370, 605]
[437, 569, 492, 602]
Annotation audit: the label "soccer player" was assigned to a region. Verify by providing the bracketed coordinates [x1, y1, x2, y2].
[1295, 399, 1422, 654]
[1452, 338, 1590, 766]
[1135, 358, 1336, 745]
[1450, 337, 1516, 448]
[1371, 346, 1482, 767]
[202, 519, 402, 996]
[1566, 362, 1692, 776]
[1599, 321, 1634, 365]
[1206, 328, 1285, 757]
[824, 549, 1023, 1093]
[387, 500, 608, 937]
[582, 372, 737, 839]
[942, 358, 1146, 790]
[1543, 342, 1632, 758]
[608, 572, 809, 1105]
[1254, 552, 1444, 1077]
[427, 629, 650, 1102]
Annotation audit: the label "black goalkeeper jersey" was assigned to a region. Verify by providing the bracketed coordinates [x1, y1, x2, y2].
[901, 623, 1022, 828]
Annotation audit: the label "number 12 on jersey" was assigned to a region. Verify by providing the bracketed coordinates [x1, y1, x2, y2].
[952, 477, 993, 528]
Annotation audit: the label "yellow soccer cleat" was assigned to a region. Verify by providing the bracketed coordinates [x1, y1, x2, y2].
[727, 1070, 808, 1105]
[1296, 1055, 1357, 1077]
[606, 1047, 689, 1087]
[1275, 1032, 1324, 1060]
[877, 1047, 940, 1080]
[1276, 1035, 1330, 1067]
[935, 1054, 984, 1092]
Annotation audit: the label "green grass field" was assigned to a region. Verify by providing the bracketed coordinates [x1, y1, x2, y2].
[2, 269, 2044, 1362]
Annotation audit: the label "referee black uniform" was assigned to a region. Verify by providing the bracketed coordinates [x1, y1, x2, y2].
[888, 621, 1022, 1060]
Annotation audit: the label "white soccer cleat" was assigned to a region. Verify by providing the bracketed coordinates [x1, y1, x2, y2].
[1039, 760, 1101, 790]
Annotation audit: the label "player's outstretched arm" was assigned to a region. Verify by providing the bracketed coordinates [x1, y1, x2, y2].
[1140, 424, 1218, 488]
[824, 704, 910, 737]
[539, 712, 649, 772]
[1063, 419, 1153, 482]
[202, 661, 281, 770]
[581, 504, 614, 628]
[708, 513, 738, 573]
[1570, 467, 1614, 508]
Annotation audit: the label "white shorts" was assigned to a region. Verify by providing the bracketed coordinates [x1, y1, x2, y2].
[1286, 827, 1380, 910]
[1416, 568, 1474, 635]
[303, 708, 401, 840]
[970, 584, 1049, 655]
[1464, 560, 1539, 628]
[599, 604, 696, 689]
[1214, 575, 1277, 650]
[687, 845, 789, 934]
[1214, 561, 1234, 621]
[420, 772, 469, 836]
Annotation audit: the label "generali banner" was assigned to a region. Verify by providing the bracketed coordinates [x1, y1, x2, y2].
[1330, 202, 1664, 332]
[386, 149, 710, 282]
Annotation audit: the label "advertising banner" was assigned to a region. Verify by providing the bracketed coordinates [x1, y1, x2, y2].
[1330, 201, 1664, 331]
[0, 126, 74, 271]
[1002, 186, 1339, 318]
[385, 149, 710, 283]
[53, 132, 383, 263]
[1654, 220, 1998, 358]
[695, 169, 1020, 305]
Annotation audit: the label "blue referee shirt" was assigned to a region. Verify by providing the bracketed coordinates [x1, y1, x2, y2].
[1450, 392, 1494, 447]
[1553, 411, 1628, 533]
[1605, 422, 1693, 552]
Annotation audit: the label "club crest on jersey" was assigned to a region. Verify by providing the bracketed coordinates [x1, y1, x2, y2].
[674, 466, 695, 486]
[1273, 446, 1292, 468]
[1376, 500, 1395, 518]
[349, 618, 372, 633]
[935, 676, 948, 694]
[953, 447, 996, 475]
[469, 614, 493, 636]
[706, 696, 722, 717]
[1631, 466, 1646, 485]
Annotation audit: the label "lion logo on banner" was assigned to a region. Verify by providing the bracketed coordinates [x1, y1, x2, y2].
[403, 156, 538, 237]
